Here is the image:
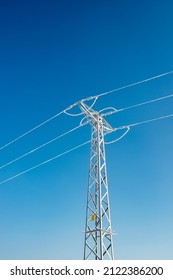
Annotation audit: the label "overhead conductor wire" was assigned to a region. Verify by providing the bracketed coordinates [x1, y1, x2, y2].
[0, 123, 87, 170]
[0, 110, 65, 151]
[1, 69, 173, 152]
[88, 70, 173, 101]
[0, 140, 90, 186]
[102, 93, 173, 117]
[127, 113, 173, 128]
[0, 69, 173, 185]
[0, 113, 173, 186]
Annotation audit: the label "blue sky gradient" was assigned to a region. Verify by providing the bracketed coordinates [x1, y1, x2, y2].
[0, 0, 173, 259]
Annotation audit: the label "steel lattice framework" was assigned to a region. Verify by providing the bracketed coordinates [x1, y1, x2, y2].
[78, 102, 114, 260]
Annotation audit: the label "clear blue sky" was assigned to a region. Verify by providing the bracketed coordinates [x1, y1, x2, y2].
[0, 0, 173, 260]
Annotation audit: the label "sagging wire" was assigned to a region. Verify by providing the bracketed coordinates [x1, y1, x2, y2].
[64, 96, 98, 116]
[105, 126, 130, 145]
[99, 107, 118, 115]
[0, 113, 173, 186]
[1, 70, 173, 152]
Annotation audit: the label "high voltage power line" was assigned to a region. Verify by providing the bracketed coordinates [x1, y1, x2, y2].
[0, 69, 173, 151]
[0, 123, 87, 170]
[0, 93, 172, 172]
[89, 70, 173, 100]
[0, 70, 172, 187]
[1, 70, 173, 260]
[101, 93, 173, 117]
[0, 140, 90, 186]
[126, 113, 173, 127]
[0, 110, 65, 151]
[0, 113, 172, 186]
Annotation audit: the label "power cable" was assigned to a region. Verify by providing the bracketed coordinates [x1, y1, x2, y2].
[127, 113, 173, 128]
[0, 113, 172, 186]
[0, 140, 90, 186]
[89, 70, 173, 101]
[0, 123, 87, 170]
[1, 70, 173, 151]
[0, 125, 128, 185]
[0, 110, 65, 151]
[105, 126, 130, 144]
[64, 69, 173, 114]
[102, 93, 173, 117]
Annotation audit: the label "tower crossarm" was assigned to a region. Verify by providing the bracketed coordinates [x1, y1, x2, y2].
[78, 101, 113, 134]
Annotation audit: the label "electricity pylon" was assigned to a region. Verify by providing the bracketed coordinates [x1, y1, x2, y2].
[78, 102, 114, 260]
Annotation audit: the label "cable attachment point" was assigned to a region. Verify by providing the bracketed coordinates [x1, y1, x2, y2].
[64, 97, 98, 117]
[80, 117, 90, 126]
[105, 126, 130, 144]
[99, 107, 118, 116]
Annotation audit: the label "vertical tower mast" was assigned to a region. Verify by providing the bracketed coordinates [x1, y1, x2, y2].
[78, 102, 114, 260]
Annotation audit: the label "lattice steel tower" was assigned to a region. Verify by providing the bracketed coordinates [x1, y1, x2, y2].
[78, 101, 114, 260]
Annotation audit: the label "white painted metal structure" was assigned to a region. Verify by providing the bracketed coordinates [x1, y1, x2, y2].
[78, 102, 114, 260]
